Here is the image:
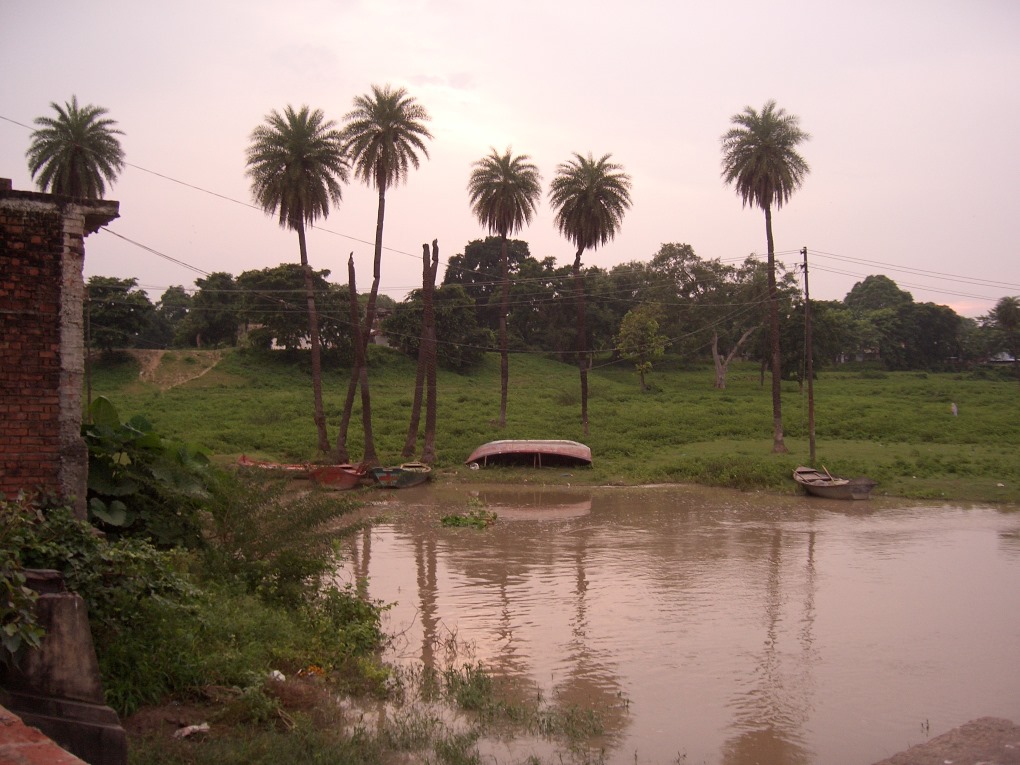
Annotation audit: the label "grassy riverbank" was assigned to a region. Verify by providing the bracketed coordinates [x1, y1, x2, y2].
[91, 348, 1020, 504]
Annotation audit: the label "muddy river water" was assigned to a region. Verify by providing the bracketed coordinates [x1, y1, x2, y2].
[339, 483, 1020, 764]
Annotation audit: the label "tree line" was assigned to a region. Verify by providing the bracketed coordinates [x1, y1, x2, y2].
[24, 94, 1018, 462]
[85, 246, 1019, 378]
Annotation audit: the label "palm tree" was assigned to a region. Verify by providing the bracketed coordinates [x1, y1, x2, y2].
[468, 147, 542, 427]
[721, 100, 810, 453]
[338, 84, 432, 461]
[26, 95, 125, 199]
[549, 152, 632, 435]
[246, 105, 348, 454]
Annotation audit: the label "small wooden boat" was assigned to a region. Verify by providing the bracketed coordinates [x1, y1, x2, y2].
[370, 462, 432, 489]
[238, 455, 366, 490]
[465, 440, 592, 468]
[793, 465, 877, 500]
[307, 463, 368, 490]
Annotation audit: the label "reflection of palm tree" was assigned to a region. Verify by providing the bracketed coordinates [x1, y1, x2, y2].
[721, 528, 814, 765]
[414, 536, 438, 670]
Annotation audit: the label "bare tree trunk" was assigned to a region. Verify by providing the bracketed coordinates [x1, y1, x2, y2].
[497, 233, 510, 428]
[764, 205, 788, 453]
[402, 244, 431, 458]
[335, 254, 359, 462]
[422, 240, 440, 464]
[712, 326, 757, 389]
[572, 247, 589, 436]
[338, 182, 388, 461]
[297, 223, 330, 455]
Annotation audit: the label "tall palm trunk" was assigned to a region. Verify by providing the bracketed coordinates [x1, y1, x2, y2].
[296, 222, 330, 454]
[422, 240, 439, 464]
[572, 247, 589, 436]
[402, 244, 431, 458]
[764, 205, 787, 453]
[337, 180, 387, 464]
[336, 255, 360, 463]
[497, 233, 511, 428]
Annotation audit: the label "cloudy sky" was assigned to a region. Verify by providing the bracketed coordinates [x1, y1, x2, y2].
[2, 0, 1018, 317]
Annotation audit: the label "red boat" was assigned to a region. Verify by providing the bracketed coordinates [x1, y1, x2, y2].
[237, 455, 366, 490]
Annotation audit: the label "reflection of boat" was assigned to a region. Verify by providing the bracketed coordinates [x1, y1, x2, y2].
[237, 454, 366, 490]
[472, 488, 593, 521]
[371, 462, 432, 488]
[793, 466, 876, 500]
[465, 439, 592, 468]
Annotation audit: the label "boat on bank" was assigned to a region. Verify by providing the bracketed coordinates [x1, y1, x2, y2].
[370, 462, 432, 489]
[237, 454, 367, 490]
[465, 439, 593, 468]
[793, 465, 877, 500]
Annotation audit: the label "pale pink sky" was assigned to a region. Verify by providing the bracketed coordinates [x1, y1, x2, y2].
[2, 0, 1018, 317]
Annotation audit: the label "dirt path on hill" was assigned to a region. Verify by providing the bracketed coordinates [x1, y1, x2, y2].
[125, 349, 224, 391]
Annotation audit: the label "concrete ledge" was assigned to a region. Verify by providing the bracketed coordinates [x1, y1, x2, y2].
[0, 703, 88, 765]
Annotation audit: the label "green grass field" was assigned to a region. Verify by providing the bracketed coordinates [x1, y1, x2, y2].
[88, 349, 1020, 504]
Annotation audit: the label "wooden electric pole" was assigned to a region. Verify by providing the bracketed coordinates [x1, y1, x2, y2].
[802, 246, 815, 463]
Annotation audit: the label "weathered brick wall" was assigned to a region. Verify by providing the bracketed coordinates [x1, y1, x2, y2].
[0, 180, 118, 516]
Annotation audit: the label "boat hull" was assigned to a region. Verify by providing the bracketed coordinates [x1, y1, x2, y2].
[465, 439, 592, 468]
[238, 455, 365, 490]
[371, 463, 432, 489]
[793, 466, 876, 500]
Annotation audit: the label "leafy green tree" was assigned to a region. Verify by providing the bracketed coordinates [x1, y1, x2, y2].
[844, 275, 913, 312]
[339, 85, 432, 462]
[246, 105, 347, 454]
[236, 263, 352, 360]
[85, 276, 155, 353]
[138, 285, 192, 349]
[174, 272, 240, 348]
[721, 100, 810, 453]
[382, 284, 494, 372]
[468, 148, 543, 427]
[26, 95, 125, 198]
[549, 152, 633, 435]
[443, 237, 535, 330]
[986, 296, 1020, 368]
[616, 304, 667, 390]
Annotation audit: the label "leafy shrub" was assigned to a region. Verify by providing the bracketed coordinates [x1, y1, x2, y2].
[201, 470, 360, 604]
[83, 396, 211, 547]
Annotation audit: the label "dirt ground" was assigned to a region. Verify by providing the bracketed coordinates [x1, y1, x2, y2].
[871, 717, 1020, 765]
[124, 349, 223, 390]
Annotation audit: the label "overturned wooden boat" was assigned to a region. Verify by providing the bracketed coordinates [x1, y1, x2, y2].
[237, 454, 366, 490]
[370, 462, 432, 489]
[466, 439, 593, 468]
[793, 465, 877, 500]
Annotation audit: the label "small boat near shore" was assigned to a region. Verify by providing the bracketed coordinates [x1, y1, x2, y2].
[370, 462, 432, 489]
[793, 465, 877, 500]
[465, 439, 592, 468]
[237, 454, 367, 490]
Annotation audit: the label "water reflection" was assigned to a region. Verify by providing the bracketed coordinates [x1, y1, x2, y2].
[342, 485, 1020, 764]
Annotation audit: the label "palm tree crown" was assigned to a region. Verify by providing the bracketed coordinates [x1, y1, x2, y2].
[720, 99, 809, 213]
[341, 84, 432, 193]
[468, 147, 542, 238]
[245, 105, 348, 239]
[26, 95, 125, 199]
[549, 152, 633, 255]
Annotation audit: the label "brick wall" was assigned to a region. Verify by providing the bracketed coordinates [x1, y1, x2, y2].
[0, 180, 118, 517]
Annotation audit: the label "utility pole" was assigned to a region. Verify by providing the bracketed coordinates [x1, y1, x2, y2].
[802, 247, 815, 464]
